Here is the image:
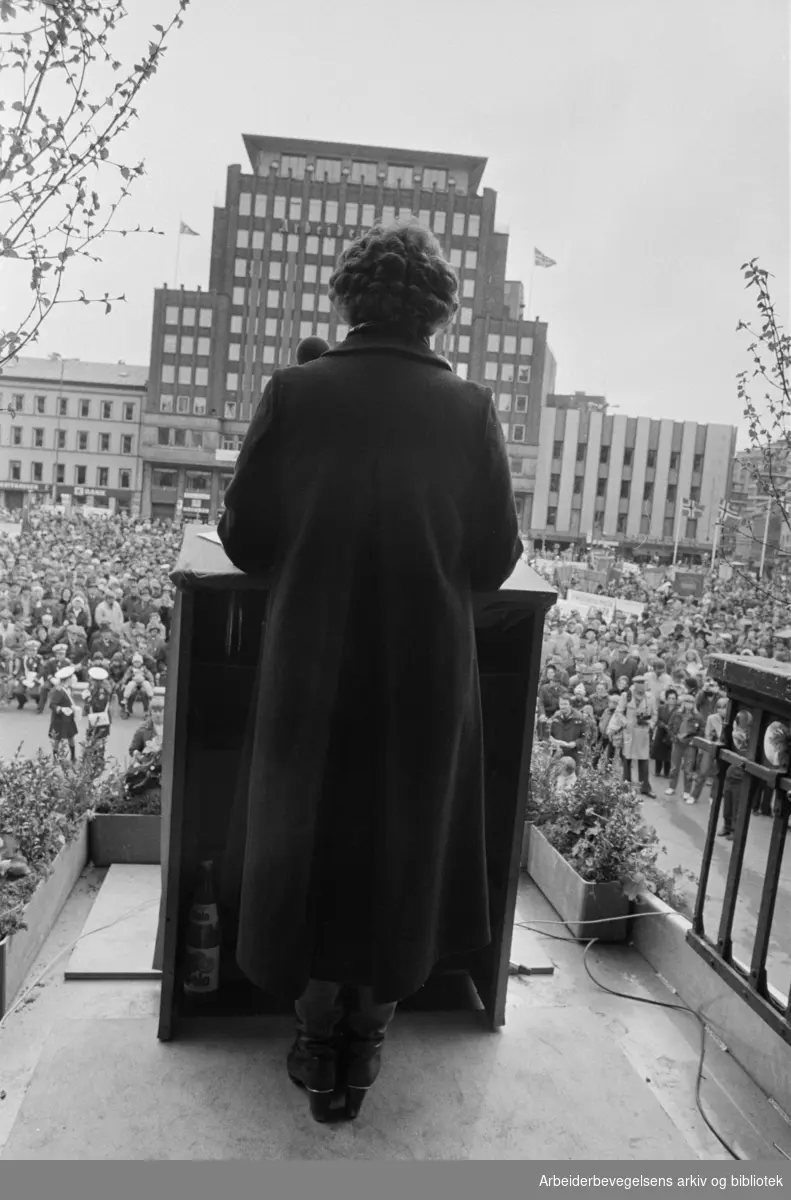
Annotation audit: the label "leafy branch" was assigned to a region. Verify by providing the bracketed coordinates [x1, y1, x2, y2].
[0, 0, 190, 371]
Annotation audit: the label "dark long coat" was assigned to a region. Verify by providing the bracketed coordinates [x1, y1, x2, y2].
[217, 324, 522, 1004]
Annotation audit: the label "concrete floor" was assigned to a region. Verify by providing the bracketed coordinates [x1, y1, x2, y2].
[0, 871, 789, 1160]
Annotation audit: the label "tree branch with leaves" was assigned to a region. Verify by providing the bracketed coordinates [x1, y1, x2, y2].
[0, 0, 190, 372]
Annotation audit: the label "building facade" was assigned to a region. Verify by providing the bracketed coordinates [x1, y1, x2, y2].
[727, 446, 791, 569]
[0, 358, 147, 514]
[532, 393, 737, 559]
[140, 134, 557, 524]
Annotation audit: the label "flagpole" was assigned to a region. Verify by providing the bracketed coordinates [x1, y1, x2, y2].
[672, 500, 684, 567]
[174, 223, 183, 288]
[526, 251, 535, 320]
[710, 501, 722, 571]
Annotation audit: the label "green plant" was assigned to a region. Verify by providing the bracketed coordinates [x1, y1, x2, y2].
[527, 743, 686, 908]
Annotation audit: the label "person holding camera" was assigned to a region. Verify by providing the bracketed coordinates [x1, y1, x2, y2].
[615, 674, 657, 797]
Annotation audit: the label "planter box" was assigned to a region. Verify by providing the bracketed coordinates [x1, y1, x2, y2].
[89, 814, 161, 866]
[526, 825, 630, 942]
[0, 821, 89, 1017]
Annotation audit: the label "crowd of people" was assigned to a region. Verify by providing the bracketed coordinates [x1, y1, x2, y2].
[533, 550, 789, 840]
[0, 507, 183, 763]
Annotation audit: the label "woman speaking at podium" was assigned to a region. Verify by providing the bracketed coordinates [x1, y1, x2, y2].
[218, 218, 522, 1122]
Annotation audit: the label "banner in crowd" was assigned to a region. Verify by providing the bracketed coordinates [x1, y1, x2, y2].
[614, 598, 645, 619]
[560, 568, 609, 591]
[592, 554, 614, 573]
[673, 571, 705, 598]
[566, 590, 617, 622]
[642, 568, 666, 591]
[532, 557, 557, 576]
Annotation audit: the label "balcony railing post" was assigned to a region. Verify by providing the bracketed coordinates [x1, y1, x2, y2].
[750, 787, 790, 994]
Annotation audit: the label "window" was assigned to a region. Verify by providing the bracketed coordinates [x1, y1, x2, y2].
[115, 469, 130, 491]
[512, 425, 525, 443]
[233, 287, 245, 306]
[646, 449, 657, 468]
[34, 427, 44, 448]
[180, 335, 194, 355]
[617, 513, 627, 533]
[596, 479, 606, 497]
[386, 164, 412, 188]
[318, 294, 331, 313]
[550, 474, 561, 493]
[686, 519, 698, 539]
[484, 361, 498, 380]
[75, 465, 87, 485]
[690, 486, 701, 502]
[620, 480, 630, 499]
[552, 440, 563, 459]
[599, 445, 609, 464]
[176, 395, 190, 414]
[173, 429, 186, 448]
[178, 366, 192, 385]
[314, 157, 340, 182]
[182, 308, 195, 326]
[123, 403, 135, 421]
[325, 199, 338, 223]
[299, 321, 313, 339]
[165, 305, 179, 325]
[456, 363, 468, 379]
[573, 476, 583, 495]
[302, 292, 315, 311]
[643, 483, 653, 501]
[152, 468, 175, 488]
[501, 423, 509, 440]
[267, 290, 280, 308]
[488, 334, 500, 353]
[80, 398, 91, 418]
[361, 204, 375, 227]
[162, 365, 175, 385]
[465, 250, 478, 271]
[269, 261, 282, 280]
[160, 395, 173, 413]
[468, 214, 480, 238]
[336, 325, 349, 340]
[196, 338, 210, 358]
[320, 265, 332, 284]
[458, 335, 470, 353]
[279, 155, 306, 178]
[55, 463, 65, 484]
[547, 507, 557, 527]
[509, 456, 523, 475]
[59, 397, 68, 417]
[234, 258, 247, 278]
[693, 454, 703, 472]
[503, 335, 516, 355]
[263, 318, 278, 337]
[432, 211, 446, 235]
[308, 198, 322, 223]
[254, 195, 267, 219]
[193, 397, 206, 416]
[520, 337, 534, 356]
[236, 229, 249, 250]
[121, 435, 133, 455]
[667, 484, 677, 502]
[498, 394, 512, 412]
[11, 394, 23, 413]
[263, 346, 275, 363]
[344, 201, 358, 226]
[669, 451, 680, 470]
[195, 367, 208, 387]
[57, 430, 67, 450]
[514, 395, 527, 413]
[449, 248, 462, 267]
[239, 193, 251, 217]
[453, 213, 465, 236]
[228, 342, 241, 361]
[315, 322, 329, 339]
[231, 316, 243, 334]
[226, 373, 238, 392]
[9, 461, 20, 481]
[462, 279, 475, 298]
[163, 334, 177, 354]
[517, 366, 531, 385]
[36, 395, 46, 414]
[97, 467, 109, 487]
[422, 168, 447, 190]
[252, 231, 265, 250]
[623, 447, 633, 466]
[501, 363, 514, 382]
[11, 426, 22, 446]
[350, 160, 377, 185]
[285, 197, 301, 221]
[576, 442, 585, 461]
[157, 427, 170, 446]
[224, 401, 237, 419]
[305, 235, 319, 256]
[460, 307, 472, 326]
[32, 462, 43, 482]
[99, 433, 110, 452]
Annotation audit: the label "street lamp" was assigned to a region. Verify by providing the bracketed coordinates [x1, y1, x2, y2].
[49, 353, 79, 503]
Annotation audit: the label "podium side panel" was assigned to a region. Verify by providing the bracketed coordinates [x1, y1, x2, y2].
[156, 589, 194, 1041]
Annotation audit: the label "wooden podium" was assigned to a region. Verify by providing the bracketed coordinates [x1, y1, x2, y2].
[155, 525, 555, 1040]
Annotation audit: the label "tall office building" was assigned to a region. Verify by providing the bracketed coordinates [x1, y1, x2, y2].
[140, 135, 556, 523]
[532, 393, 737, 559]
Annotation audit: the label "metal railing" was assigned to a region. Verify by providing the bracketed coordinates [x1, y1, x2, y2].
[689, 654, 791, 1046]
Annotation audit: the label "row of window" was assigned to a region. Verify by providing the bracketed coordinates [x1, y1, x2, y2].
[548, 475, 702, 505]
[543, 509, 700, 540]
[6, 427, 133, 453]
[260, 158, 463, 192]
[557, 441, 706, 473]
[240, 191, 480, 238]
[501, 424, 526, 443]
[163, 306, 213, 328]
[485, 361, 531, 383]
[498, 395, 529, 414]
[2, 394, 136, 420]
[488, 335, 534, 356]
[229, 279, 476, 310]
[5, 461, 132, 488]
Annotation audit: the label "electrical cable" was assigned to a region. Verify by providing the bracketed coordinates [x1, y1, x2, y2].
[513, 911, 741, 1160]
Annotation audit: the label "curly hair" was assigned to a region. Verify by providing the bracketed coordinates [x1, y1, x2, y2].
[328, 218, 459, 339]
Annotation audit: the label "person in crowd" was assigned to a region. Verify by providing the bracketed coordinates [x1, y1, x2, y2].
[120, 652, 155, 718]
[549, 693, 587, 766]
[690, 695, 729, 804]
[652, 687, 678, 779]
[89, 618, 122, 660]
[82, 665, 113, 777]
[720, 711, 753, 839]
[616, 674, 657, 797]
[10, 639, 42, 709]
[554, 755, 578, 797]
[93, 589, 125, 636]
[665, 692, 705, 803]
[217, 218, 522, 1122]
[644, 658, 673, 706]
[48, 661, 79, 763]
[129, 688, 166, 755]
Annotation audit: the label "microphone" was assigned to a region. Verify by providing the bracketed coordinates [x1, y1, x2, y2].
[296, 336, 330, 365]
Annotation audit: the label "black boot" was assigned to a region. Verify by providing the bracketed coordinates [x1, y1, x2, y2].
[287, 981, 344, 1123]
[339, 988, 397, 1120]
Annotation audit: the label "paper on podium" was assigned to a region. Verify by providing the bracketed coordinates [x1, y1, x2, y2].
[197, 529, 223, 545]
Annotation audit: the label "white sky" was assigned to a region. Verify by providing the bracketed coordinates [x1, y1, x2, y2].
[15, 0, 790, 443]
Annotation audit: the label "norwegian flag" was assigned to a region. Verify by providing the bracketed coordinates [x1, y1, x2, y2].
[681, 498, 704, 518]
[534, 248, 557, 268]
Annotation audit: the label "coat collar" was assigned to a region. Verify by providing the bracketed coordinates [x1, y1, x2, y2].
[322, 322, 453, 371]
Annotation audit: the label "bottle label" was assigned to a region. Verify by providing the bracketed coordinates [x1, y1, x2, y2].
[191, 904, 218, 925]
[184, 944, 220, 994]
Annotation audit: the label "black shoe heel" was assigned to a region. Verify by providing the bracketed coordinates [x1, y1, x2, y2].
[307, 1089, 333, 1122]
[345, 1086, 369, 1119]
